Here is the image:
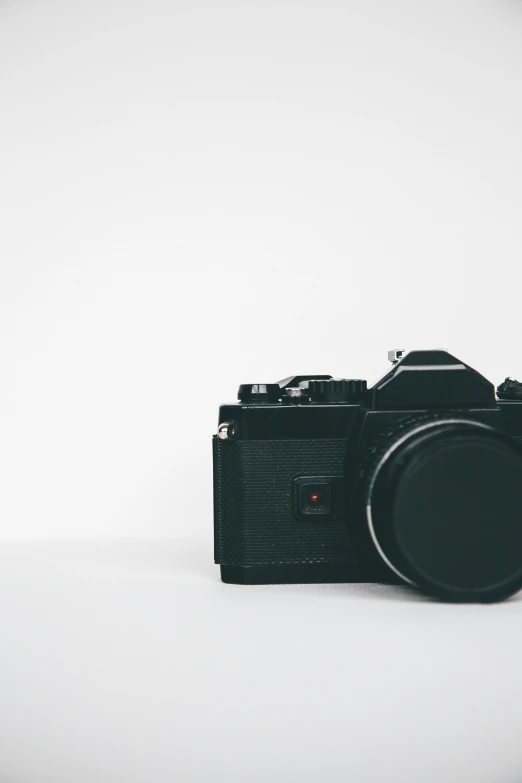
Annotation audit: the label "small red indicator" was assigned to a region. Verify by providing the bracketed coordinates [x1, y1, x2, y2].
[309, 492, 321, 505]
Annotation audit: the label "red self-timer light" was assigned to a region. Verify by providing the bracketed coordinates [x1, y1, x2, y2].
[309, 492, 321, 505]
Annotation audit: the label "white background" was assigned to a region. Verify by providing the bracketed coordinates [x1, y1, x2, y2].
[1, 2, 522, 782]
[2, 0, 522, 540]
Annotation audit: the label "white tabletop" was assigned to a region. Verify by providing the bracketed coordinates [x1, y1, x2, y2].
[1, 539, 521, 783]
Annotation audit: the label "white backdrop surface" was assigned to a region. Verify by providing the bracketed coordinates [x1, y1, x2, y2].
[2, 2, 522, 782]
[2, 0, 522, 539]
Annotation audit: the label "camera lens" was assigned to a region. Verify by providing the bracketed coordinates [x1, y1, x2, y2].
[366, 420, 522, 601]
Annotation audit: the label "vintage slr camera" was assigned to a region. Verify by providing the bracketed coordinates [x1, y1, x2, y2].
[213, 350, 522, 602]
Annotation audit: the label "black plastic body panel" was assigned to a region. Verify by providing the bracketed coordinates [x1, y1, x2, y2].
[221, 563, 403, 585]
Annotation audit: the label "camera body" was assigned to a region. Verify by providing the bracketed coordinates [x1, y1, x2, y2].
[213, 350, 522, 601]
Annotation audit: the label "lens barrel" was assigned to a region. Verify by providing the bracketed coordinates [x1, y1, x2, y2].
[366, 420, 522, 602]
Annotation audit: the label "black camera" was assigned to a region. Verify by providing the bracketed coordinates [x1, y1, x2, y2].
[213, 350, 522, 602]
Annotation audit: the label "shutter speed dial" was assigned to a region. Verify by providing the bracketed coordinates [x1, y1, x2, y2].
[304, 378, 368, 403]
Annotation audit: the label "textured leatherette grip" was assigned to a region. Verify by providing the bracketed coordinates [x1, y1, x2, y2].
[214, 437, 357, 566]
